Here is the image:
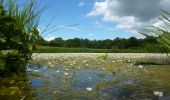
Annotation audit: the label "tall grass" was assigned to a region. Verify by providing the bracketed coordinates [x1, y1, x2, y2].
[156, 11, 170, 53]
[0, 0, 45, 75]
[140, 10, 170, 55]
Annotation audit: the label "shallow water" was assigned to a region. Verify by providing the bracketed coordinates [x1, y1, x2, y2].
[0, 54, 170, 100]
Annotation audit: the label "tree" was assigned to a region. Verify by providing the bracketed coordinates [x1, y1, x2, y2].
[128, 37, 139, 47]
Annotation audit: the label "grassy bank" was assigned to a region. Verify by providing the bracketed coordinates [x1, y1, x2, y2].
[35, 46, 160, 53]
[35, 46, 113, 53]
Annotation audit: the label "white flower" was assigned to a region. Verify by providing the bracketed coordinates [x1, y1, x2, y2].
[130, 63, 133, 66]
[102, 68, 105, 70]
[48, 62, 52, 65]
[112, 61, 116, 63]
[64, 72, 69, 76]
[138, 65, 143, 69]
[154, 91, 163, 97]
[88, 77, 92, 80]
[33, 69, 40, 72]
[144, 69, 148, 72]
[26, 68, 32, 72]
[117, 60, 123, 62]
[53, 91, 57, 94]
[86, 87, 92, 91]
[56, 70, 60, 73]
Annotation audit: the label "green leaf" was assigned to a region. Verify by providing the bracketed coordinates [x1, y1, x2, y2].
[10, 37, 23, 45]
[0, 37, 6, 43]
[0, 61, 5, 71]
[30, 28, 39, 36]
[0, 5, 3, 9]
[26, 43, 33, 51]
[0, 50, 19, 56]
[0, 16, 15, 23]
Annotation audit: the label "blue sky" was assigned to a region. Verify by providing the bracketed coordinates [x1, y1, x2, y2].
[36, 0, 170, 41]
[38, 0, 138, 40]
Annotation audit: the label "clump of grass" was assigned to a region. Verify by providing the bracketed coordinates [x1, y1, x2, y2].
[140, 10, 170, 55]
[154, 10, 170, 54]
[0, 0, 45, 76]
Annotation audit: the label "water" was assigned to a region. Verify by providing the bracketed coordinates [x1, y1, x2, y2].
[0, 58, 170, 100]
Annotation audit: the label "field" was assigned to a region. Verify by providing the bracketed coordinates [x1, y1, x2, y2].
[0, 53, 170, 100]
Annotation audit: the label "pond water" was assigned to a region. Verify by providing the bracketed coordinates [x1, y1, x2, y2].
[0, 54, 170, 100]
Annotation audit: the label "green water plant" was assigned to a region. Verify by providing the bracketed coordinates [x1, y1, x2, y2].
[96, 54, 108, 61]
[0, 0, 44, 75]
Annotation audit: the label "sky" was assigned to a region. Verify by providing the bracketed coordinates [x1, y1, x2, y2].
[35, 0, 170, 41]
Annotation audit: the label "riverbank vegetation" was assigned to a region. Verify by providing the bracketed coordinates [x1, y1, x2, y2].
[0, 0, 43, 76]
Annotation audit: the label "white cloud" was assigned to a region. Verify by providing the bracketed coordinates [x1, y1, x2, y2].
[78, 1, 85, 7]
[44, 36, 56, 41]
[87, 0, 170, 34]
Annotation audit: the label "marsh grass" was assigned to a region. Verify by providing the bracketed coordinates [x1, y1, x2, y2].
[140, 10, 170, 56]
[0, 0, 45, 75]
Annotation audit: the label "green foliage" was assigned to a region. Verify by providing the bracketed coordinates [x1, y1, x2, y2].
[0, 0, 44, 76]
[36, 46, 113, 53]
[35, 36, 162, 53]
[0, 61, 5, 70]
[155, 11, 170, 53]
[37, 36, 158, 49]
[36, 45, 162, 53]
[96, 54, 108, 61]
[140, 10, 170, 54]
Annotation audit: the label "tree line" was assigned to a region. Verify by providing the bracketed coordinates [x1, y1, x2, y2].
[36, 36, 165, 52]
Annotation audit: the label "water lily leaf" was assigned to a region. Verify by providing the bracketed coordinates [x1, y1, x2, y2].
[96, 54, 108, 61]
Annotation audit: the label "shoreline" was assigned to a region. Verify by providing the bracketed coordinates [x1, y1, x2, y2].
[32, 53, 168, 59]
